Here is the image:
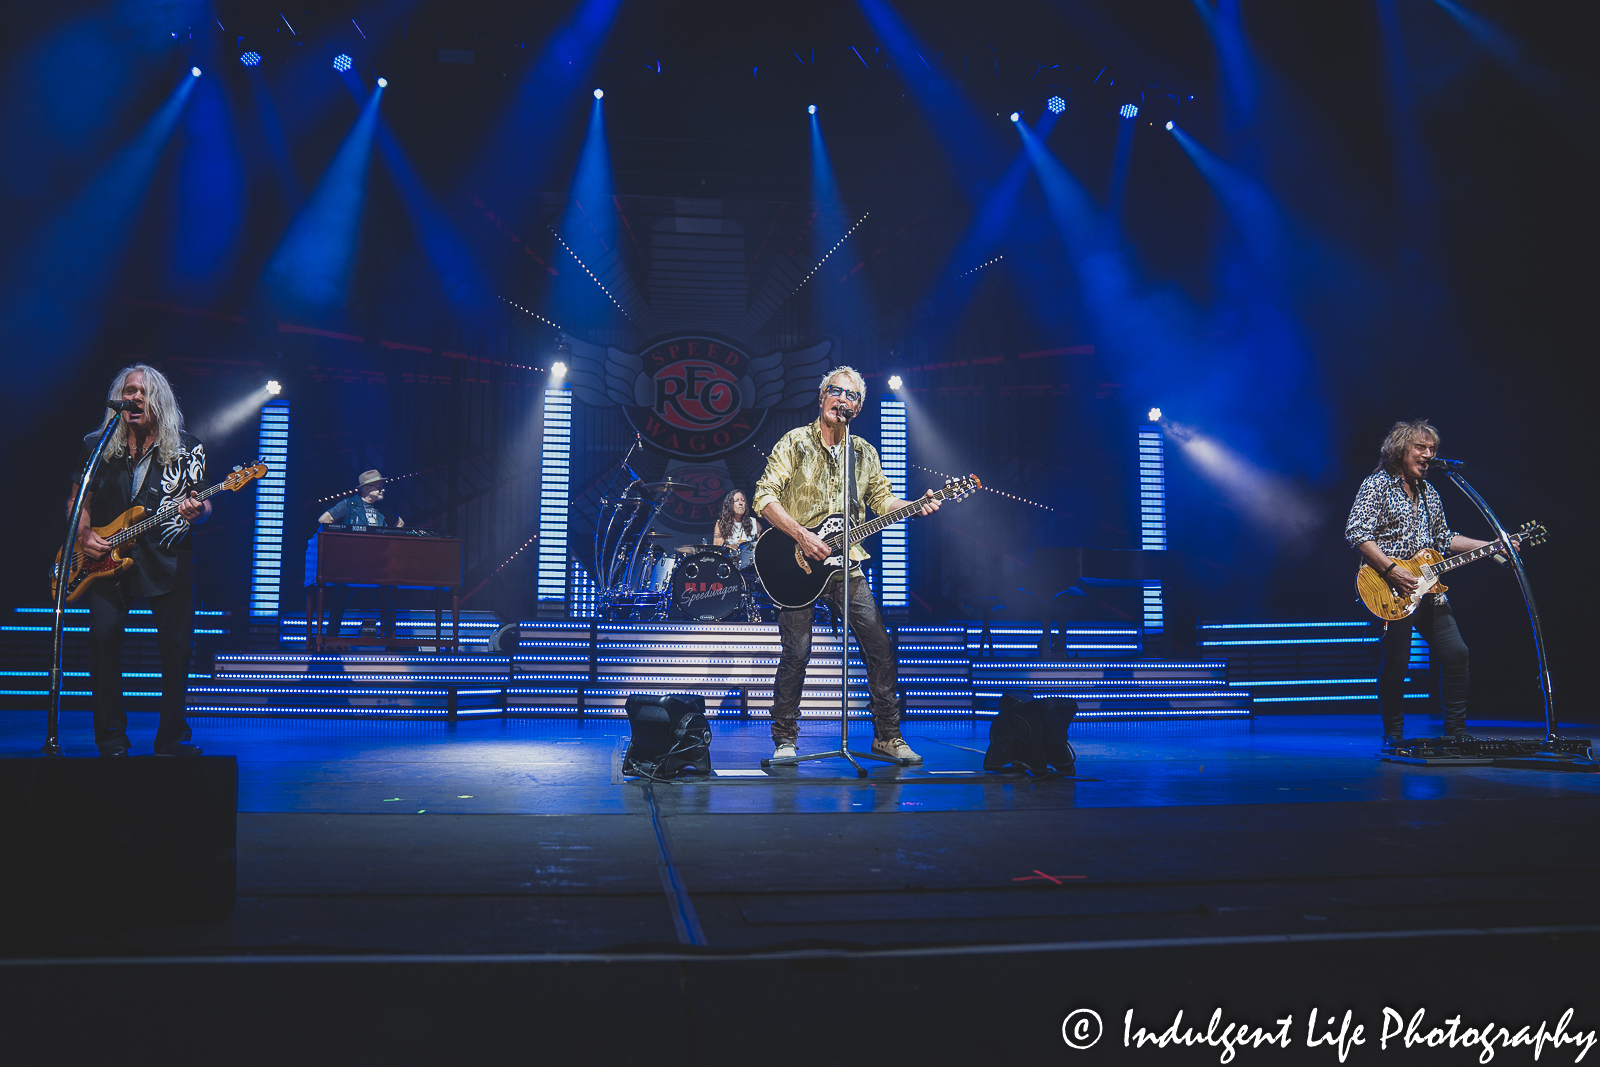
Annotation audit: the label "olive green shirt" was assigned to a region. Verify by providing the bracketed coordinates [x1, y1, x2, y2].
[753, 418, 896, 565]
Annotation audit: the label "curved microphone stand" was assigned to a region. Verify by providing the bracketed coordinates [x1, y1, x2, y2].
[44, 405, 125, 756]
[1436, 459, 1586, 763]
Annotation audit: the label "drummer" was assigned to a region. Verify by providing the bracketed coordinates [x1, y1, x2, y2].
[712, 490, 760, 550]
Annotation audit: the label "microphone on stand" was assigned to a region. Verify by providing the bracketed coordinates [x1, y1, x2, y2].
[106, 400, 130, 412]
[1428, 457, 1465, 471]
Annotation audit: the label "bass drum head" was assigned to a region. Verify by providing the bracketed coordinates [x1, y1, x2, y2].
[672, 550, 745, 621]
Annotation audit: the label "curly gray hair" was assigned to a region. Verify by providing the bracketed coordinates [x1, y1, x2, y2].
[1376, 418, 1439, 476]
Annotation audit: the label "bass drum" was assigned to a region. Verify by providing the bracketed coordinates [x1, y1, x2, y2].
[672, 550, 746, 621]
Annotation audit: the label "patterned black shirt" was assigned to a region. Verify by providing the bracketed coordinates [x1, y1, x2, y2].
[1345, 470, 1456, 601]
[75, 431, 206, 597]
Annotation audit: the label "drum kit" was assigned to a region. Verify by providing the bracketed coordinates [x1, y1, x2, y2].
[591, 478, 769, 622]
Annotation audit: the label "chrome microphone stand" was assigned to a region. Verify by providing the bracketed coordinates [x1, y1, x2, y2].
[44, 403, 126, 756]
[763, 409, 903, 779]
[1435, 459, 1587, 763]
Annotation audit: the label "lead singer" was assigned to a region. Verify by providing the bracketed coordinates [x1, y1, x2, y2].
[753, 366, 941, 764]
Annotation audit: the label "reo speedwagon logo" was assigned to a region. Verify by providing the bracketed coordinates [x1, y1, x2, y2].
[638, 337, 756, 455]
[564, 333, 835, 460]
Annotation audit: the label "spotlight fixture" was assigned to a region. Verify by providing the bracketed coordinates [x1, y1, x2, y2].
[190, 66, 202, 77]
[1009, 111, 1020, 123]
[1046, 95, 1065, 114]
[593, 87, 604, 99]
[1119, 103, 1139, 119]
[1147, 407, 1162, 422]
[1165, 120, 1174, 131]
[551, 361, 568, 380]
[376, 77, 387, 87]
[266, 380, 282, 396]
[239, 51, 261, 67]
[333, 53, 352, 73]
[808, 104, 817, 114]
[887, 374, 903, 390]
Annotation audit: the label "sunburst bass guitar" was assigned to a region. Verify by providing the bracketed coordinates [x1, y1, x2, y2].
[52, 461, 269, 604]
[1355, 520, 1546, 622]
[753, 474, 980, 609]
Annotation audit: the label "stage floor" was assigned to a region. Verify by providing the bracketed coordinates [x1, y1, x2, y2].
[3, 710, 1596, 1060]
[1, 710, 1595, 956]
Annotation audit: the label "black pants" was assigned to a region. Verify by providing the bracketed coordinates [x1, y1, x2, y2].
[86, 580, 195, 754]
[771, 573, 901, 745]
[1377, 595, 1470, 737]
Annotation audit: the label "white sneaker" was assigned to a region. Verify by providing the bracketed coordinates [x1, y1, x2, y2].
[772, 742, 798, 761]
[872, 736, 922, 764]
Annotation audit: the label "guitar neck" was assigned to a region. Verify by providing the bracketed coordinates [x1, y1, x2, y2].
[826, 485, 962, 550]
[108, 479, 231, 546]
[1430, 538, 1503, 575]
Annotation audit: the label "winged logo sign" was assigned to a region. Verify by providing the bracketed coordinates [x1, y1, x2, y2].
[564, 334, 833, 460]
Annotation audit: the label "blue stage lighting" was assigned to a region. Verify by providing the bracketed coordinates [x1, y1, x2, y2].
[1147, 407, 1162, 422]
[1119, 103, 1139, 119]
[1165, 120, 1174, 131]
[808, 104, 817, 114]
[1047, 95, 1065, 114]
[240, 52, 261, 67]
[376, 77, 387, 88]
[887, 374, 903, 389]
[593, 87, 604, 99]
[333, 53, 353, 73]
[191, 67, 202, 77]
[1009, 111, 1020, 123]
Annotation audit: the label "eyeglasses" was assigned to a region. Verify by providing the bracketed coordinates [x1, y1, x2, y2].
[825, 385, 863, 403]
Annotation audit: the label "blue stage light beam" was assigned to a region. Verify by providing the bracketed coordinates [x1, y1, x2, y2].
[375, 121, 492, 314]
[854, 0, 1009, 198]
[1108, 104, 1138, 220]
[467, 0, 625, 223]
[1190, 0, 1259, 142]
[1, 69, 196, 396]
[171, 70, 244, 302]
[261, 82, 384, 315]
[550, 92, 634, 324]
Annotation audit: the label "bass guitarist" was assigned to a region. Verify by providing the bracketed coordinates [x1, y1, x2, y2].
[68, 364, 209, 757]
[1344, 419, 1507, 750]
[752, 366, 940, 764]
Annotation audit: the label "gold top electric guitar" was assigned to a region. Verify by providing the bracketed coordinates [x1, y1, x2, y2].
[1355, 520, 1546, 621]
[52, 461, 268, 604]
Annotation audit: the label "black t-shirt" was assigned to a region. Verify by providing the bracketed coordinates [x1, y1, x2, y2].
[74, 430, 206, 597]
[324, 497, 394, 527]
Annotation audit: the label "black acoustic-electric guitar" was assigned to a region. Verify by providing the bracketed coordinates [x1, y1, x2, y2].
[753, 474, 980, 609]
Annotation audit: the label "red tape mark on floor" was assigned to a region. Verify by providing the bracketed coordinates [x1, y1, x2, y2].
[1012, 870, 1087, 884]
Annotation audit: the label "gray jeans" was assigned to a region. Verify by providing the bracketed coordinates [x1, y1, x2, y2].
[771, 573, 902, 744]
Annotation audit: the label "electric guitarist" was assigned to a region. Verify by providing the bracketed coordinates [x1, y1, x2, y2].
[1344, 419, 1513, 751]
[67, 364, 210, 758]
[752, 366, 942, 765]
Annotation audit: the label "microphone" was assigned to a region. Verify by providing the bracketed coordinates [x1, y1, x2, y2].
[106, 400, 129, 413]
[1428, 457, 1465, 471]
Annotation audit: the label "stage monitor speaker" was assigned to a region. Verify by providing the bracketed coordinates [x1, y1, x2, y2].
[983, 692, 1078, 776]
[622, 694, 713, 780]
[0, 757, 237, 923]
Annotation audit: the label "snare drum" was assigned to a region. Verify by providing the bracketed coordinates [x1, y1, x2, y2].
[672, 550, 746, 621]
[736, 541, 755, 571]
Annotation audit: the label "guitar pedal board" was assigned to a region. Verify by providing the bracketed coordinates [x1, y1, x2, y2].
[1380, 734, 1594, 766]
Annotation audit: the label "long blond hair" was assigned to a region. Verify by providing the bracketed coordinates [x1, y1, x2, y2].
[1376, 418, 1438, 476]
[92, 364, 185, 459]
